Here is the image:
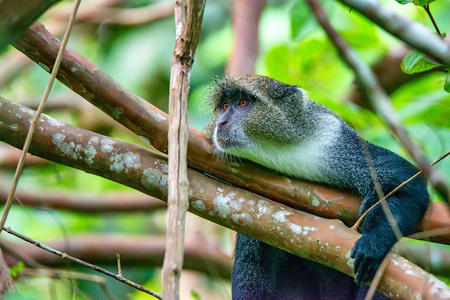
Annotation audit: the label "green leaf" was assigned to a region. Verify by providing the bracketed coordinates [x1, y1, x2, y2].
[445, 72, 450, 93]
[412, 0, 436, 5]
[190, 290, 201, 300]
[401, 50, 441, 74]
[394, 0, 413, 4]
[290, 0, 313, 39]
[10, 261, 24, 277]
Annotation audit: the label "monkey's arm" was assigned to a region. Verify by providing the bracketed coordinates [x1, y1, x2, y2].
[349, 145, 429, 284]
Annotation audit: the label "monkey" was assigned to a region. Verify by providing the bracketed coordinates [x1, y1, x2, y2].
[205, 75, 430, 300]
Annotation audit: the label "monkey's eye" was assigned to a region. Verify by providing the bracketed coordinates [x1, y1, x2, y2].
[222, 102, 229, 110]
[238, 99, 248, 107]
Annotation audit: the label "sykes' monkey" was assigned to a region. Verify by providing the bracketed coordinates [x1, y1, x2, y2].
[206, 75, 429, 300]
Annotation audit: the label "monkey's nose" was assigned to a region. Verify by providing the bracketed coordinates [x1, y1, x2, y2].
[219, 120, 228, 127]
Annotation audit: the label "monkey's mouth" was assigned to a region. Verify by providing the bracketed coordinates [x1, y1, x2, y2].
[215, 136, 241, 150]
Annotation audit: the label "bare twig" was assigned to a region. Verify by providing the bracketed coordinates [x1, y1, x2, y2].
[353, 150, 450, 230]
[163, 0, 205, 298]
[115, 250, 122, 277]
[365, 256, 391, 300]
[1, 234, 233, 279]
[0, 0, 81, 234]
[337, 0, 450, 66]
[3, 227, 162, 299]
[423, 4, 442, 38]
[307, 0, 450, 203]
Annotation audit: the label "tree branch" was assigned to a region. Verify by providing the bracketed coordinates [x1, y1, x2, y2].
[10, 23, 450, 244]
[2, 227, 162, 299]
[1, 97, 449, 298]
[337, 0, 450, 67]
[0, 0, 60, 51]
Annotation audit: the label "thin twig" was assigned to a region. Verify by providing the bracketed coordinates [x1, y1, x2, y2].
[115, 250, 122, 277]
[358, 137, 403, 240]
[408, 227, 450, 240]
[364, 256, 391, 300]
[352, 150, 450, 230]
[423, 5, 442, 38]
[3, 227, 162, 299]
[0, 0, 81, 234]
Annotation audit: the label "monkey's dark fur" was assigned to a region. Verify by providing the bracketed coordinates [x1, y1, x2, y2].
[206, 75, 429, 299]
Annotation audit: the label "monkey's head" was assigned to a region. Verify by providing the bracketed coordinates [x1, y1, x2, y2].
[205, 75, 311, 159]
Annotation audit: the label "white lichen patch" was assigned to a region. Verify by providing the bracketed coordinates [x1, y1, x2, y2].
[273, 210, 293, 223]
[346, 250, 355, 269]
[83, 144, 97, 164]
[256, 201, 268, 218]
[9, 124, 18, 131]
[329, 225, 335, 230]
[311, 197, 321, 207]
[123, 152, 141, 169]
[429, 276, 450, 298]
[229, 199, 242, 212]
[52, 133, 65, 145]
[47, 117, 64, 127]
[51, 133, 97, 164]
[290, 224, 303, 235]
[160, 175, 168, 195]
[212, 194, 233, 218]
[109, 152, 140, 172]
[100, 139, 115, 153]
[191, 200, 205, 212]
[141, 168, 163, 191]
[148, 108, 167, 122]
[176, 22, 183, 39]
[161, 163, 168, 173]
[231, 213, 252, 226]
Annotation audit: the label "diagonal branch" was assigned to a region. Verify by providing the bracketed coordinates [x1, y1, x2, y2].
[337, 0, 450, 67]
[1, 96, 449, 299]
[0, 0, 60, 51]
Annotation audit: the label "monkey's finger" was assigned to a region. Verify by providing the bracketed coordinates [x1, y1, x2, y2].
[361, 262, 377, 284]
[354, 258, 370, 285]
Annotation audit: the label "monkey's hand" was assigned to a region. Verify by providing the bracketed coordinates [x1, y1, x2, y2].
[350, 232, 393, 285]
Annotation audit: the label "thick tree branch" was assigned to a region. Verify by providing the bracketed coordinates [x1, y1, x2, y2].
[0, 0, 60, 51]
[1, 234, 232, 280]
[0, 97, 449, 298]
[11, 23, 450, 244]
[337, 0, 450, 67]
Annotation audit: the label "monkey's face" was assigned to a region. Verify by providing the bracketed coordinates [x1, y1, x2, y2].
[212, 91, 255, 152]
[206, 75, 306, 159]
